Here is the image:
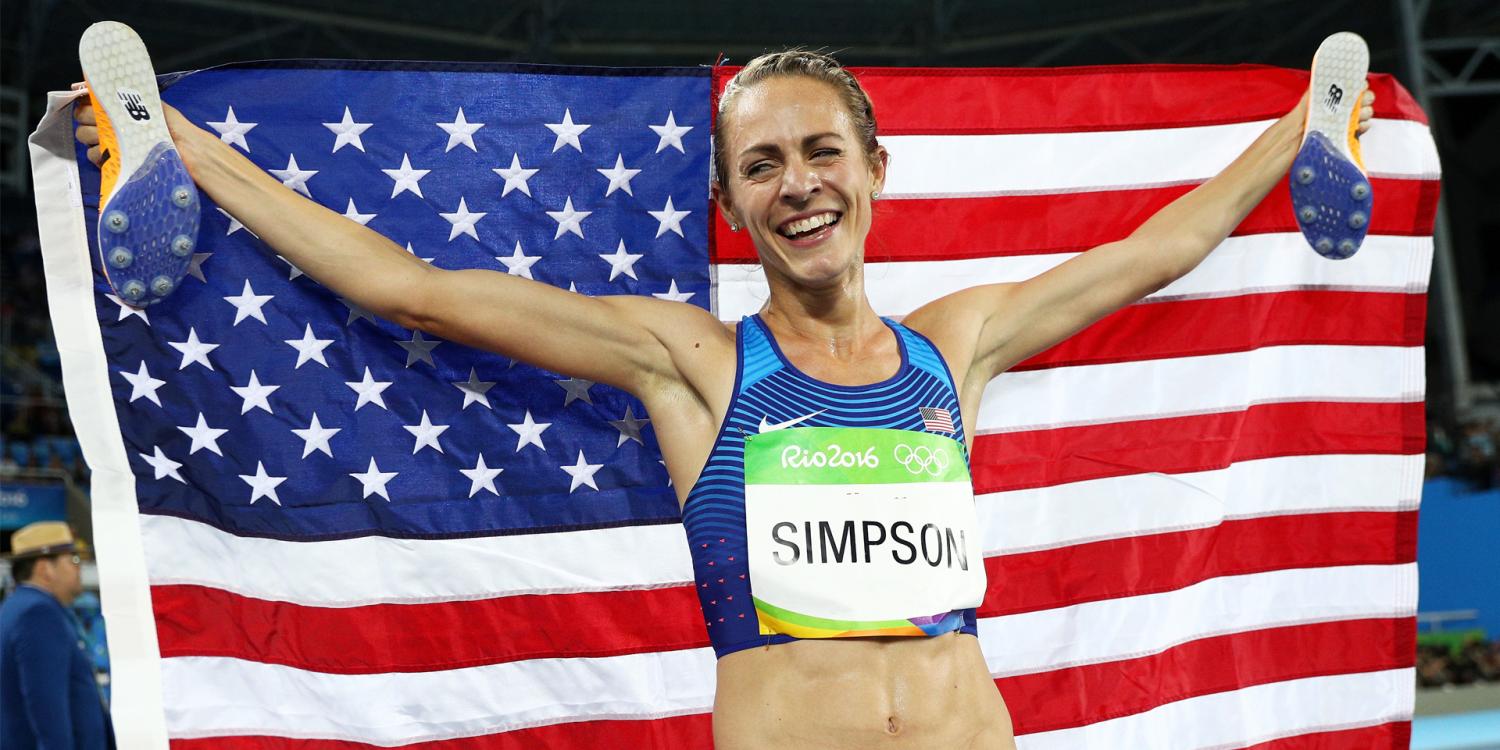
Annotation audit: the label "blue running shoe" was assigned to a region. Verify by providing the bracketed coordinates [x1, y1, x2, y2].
[1290, 32, 1370, 260]
[79, 21, 200, 307]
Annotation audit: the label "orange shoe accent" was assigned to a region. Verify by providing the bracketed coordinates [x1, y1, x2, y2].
[85, 78, 122, 200]
[1345, 87, 1368, 172]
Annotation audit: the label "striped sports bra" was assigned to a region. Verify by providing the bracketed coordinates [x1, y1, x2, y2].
[683, 314, 982, 659]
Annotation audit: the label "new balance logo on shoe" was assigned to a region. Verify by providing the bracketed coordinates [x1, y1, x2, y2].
[118, 89, 150, 121]
[1324, 84, 1343, 113]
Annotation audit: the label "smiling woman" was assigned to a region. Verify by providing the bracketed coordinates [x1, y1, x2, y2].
[72, 29, 1373, 747]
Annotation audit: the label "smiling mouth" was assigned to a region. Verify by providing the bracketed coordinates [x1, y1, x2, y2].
[778, 211, 842, 240]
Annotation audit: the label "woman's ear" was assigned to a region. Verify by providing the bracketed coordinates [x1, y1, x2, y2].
[871, 146, 890, 197]
[712, 182, 736, 229]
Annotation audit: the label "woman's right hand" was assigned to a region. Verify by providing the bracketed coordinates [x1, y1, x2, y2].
[72, 96, 104, 167]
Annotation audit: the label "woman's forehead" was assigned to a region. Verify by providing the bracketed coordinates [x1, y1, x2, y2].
[727, 77, 853, 149]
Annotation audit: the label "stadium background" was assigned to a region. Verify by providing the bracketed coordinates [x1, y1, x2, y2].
[2, 0, 1497, 745]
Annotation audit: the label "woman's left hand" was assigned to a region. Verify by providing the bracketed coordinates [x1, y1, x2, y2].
[1356, 89, 1376, 136]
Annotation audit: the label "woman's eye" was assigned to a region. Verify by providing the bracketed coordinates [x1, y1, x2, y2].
[813, 149, 841, 160]
[746, 162, 772, 176]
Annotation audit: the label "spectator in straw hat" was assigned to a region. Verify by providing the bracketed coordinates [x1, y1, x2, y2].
[1, 521, 115, 749]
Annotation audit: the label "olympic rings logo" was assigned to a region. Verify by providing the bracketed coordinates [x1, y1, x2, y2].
[893, 443, 950, 476]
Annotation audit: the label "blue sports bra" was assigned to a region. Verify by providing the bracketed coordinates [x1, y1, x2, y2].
[682, 315, 980, 659]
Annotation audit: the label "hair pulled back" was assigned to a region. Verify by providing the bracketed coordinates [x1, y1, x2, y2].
[713, 50, 881, 192]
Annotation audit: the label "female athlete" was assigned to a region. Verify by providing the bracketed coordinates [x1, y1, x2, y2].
[76, 49, 1373, 749]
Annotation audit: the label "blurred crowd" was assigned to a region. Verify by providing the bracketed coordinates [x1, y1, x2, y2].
[1428, 416, 1500, 489]
[0, 230, 87, 483]
[1417, 636, 1500, 689]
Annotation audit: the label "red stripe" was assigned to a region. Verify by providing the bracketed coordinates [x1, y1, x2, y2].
[1013, 291, 1427, 371]
[153, 584, 709, 674]
[712, 176, 1436, 262]
[972, 400, 1425, 494]
[714, 67, 1427, 133]
[1242, 721, 1412, 749]
[1000, 617, 1415, 735]
[981, 511, 1417, 618]
[154, 511, 1412, 674]
[169, 712, 712, 750]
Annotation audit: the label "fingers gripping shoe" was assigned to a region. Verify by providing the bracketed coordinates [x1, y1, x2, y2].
[79, 21, 199, 307]
[1290, 32, 1371, 260]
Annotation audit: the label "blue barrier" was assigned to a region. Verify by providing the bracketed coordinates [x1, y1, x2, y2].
[1418, 477, 1500, 638]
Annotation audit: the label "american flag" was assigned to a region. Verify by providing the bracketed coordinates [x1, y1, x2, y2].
[919, 406, 956, 434]
[28, 59, 1435, 748]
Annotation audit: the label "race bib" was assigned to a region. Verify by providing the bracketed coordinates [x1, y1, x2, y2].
[744, 426, 986, 639]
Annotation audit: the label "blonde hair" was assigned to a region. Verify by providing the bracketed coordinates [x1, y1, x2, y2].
[713, 50, 881, 192]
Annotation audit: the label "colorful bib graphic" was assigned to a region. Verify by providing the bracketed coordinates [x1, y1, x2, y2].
[744, 427, 986, 638]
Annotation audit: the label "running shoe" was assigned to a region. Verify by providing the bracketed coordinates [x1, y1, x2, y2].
[79, 21, 199, 306]
[1290, 31, 1371, 260]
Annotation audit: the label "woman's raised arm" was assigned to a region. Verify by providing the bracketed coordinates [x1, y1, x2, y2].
[74, 100, 727, 397]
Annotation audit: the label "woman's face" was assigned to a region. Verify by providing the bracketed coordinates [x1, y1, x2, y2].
[716, 76, 885, 292]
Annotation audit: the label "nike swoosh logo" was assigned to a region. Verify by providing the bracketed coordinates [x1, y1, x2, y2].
[759, 410, 824, 433]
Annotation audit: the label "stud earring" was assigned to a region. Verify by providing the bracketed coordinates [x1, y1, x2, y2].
[729, 221, 740, 232]
[871, 190, 881, 201]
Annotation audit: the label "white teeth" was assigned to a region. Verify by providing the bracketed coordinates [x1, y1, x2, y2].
[781, 212, 838, 237]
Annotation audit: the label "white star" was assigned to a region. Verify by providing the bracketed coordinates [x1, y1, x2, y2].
[597, 154, 642, 197]
[186, 252, 213, 283]
[349, 457, 398, 501]
[345, 367, 392, 411]
[437, 107, 484, 152]
[383, 153, 430, 198]
[270, 154, 317, 198]
[555, 377, 594, 406]
[546, 197, 591, 240]
[284, 324, 334, 369]
[396, 329, 441, 368]
[177, 413, 228, 456]
[460, 454, 503, 498]
[496, 241, 540, 279]
[291, 413, 340, 458]
[230, 371, 279, 415]
[545, 109, 590, 152]
[278, 255, 305, 281]
[649, 196, 691, 238]
[405, 242, 434, 264]
[599, 239, 644, 281]
[340, 298, 377, 327]
[560, 450, 603, 492]
[652, 279, 695, 303]
[342, 198, 376, 226]
[650, 111, 693, 154]
[119, 361, 165, 406]
[323, 107, 372, 153]
[453, 368, 496, 410]
[441, 197, 486, 242]
[139, 446, 185, 483]
[239, 461, 287, 505]
[217, 207, 252, 237]
[660, 458, 672, 487]
[608, 405, 650, 446]
[507, 410, 551, 452]
[166, 327, 218, 371]
[224, 280, 273, 325]
[493, 153, 539, 197]
[403, 410, 450, 454]
[105, 293, 149, 324]
[207, 106, 258, 151]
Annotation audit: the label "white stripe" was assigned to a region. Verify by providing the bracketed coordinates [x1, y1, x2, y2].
[978, 453, 1423, 555]
[142, 514, 695, 607]
[32, 90, 172, 749]
[979, 563, 1416, 677]
[146, 452, 1419, 609]
[156, 567, 1411, 745]
[716, 233, 1433, 319]
[881, 118, 1437, 197]
[161, 648, 717, 745]
[979, 344, 1422, 433]
[1015, 668, 1413, 748]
